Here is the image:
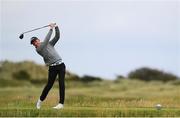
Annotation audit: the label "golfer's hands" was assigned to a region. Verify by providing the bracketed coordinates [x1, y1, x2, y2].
[49, 23, 56, 29]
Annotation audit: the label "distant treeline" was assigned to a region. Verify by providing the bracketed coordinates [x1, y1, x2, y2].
[0, 60, 179, 84]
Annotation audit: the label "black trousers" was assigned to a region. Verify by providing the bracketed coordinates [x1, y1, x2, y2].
[40, 63, 66, 104]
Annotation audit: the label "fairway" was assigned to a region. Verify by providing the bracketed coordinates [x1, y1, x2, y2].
[0, 79, 180, 117]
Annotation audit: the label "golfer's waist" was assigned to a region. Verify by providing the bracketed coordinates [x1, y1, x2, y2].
[49, 60, 63, 66]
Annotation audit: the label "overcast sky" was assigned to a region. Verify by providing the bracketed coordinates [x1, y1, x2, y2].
[0, 0, 179, 79]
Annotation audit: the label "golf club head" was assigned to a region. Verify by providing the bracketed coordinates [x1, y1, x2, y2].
[19, 34, 24, 39]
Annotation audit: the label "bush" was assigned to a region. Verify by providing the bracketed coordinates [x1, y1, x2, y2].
[80, 75, 102, 82]
[13, 70, 30, 80]
[128, 67, 178, 82]
[65, 71, 81, 81]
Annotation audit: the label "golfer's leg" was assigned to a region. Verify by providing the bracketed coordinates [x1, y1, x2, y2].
[58, 64, 66, 104]
[40, 67, 57, 101]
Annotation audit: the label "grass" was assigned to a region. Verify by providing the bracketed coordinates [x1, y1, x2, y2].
[1, 108, 180, 117]
[0, 79, 180, 117]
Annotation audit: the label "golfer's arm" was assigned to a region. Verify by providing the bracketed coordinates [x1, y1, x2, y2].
[50, 26, 60, 46]
[43, 29, 53, 46]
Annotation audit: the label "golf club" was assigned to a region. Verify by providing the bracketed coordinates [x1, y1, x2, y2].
[19, 23, 56, 39]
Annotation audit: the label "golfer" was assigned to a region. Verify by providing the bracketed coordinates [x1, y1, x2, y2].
[31, 23, 66, 109]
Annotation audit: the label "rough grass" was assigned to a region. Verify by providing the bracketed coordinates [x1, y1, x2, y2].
[0, 79, 180, 117]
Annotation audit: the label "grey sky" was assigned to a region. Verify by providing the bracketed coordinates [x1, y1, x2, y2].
[0, 0, 179, 79]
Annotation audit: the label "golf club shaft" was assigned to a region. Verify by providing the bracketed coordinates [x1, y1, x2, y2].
[22, 23, 56, 34]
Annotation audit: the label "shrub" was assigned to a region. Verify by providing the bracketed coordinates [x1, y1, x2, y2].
[128, 67, 178, 82]
[80, 75, 102, 82]
[13, 70, 30, 80]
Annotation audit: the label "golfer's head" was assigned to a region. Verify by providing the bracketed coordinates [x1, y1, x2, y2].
[31, 37, 40, 47]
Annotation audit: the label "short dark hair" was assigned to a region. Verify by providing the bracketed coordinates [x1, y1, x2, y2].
[30, 37, 38, 44]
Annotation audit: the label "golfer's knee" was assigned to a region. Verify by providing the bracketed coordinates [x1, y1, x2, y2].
[46, 82, 53, 88]
[60, 83, 65, 89]
[59, 81, 65, 86]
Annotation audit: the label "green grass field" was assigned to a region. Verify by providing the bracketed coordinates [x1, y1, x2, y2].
[0, 79, 180, 117]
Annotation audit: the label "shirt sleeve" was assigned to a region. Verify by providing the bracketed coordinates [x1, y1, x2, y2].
[41, 29, 53, 47]
[49, 26, 60, 46]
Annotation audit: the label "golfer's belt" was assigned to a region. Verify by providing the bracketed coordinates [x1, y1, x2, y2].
[50, 61, 63, 66]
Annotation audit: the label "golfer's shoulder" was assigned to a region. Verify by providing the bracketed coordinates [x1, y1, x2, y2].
[36, 44, 42, 52]
[36, 42, 46, 50]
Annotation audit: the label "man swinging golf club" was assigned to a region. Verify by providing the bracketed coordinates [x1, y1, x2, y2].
[31, 23, 66, 109]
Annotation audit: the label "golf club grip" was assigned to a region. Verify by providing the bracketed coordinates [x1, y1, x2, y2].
[22, 23, 56, 34]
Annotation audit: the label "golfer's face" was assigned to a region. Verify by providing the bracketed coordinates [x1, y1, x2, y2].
[32, 39, 40, 47]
